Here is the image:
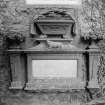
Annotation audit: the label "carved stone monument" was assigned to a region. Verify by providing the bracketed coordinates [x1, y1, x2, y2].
[24, 10, 85, 90]
[8, 10, 86, 90]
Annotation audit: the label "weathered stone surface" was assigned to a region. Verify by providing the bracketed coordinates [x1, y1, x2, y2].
[0, 0, 105, 105]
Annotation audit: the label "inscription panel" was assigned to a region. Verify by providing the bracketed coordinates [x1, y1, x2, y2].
[32, 60, 77, 78]
[25, 52, 85, 90]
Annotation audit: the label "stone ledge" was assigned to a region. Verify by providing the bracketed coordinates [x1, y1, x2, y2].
[9, 81, 25, 89]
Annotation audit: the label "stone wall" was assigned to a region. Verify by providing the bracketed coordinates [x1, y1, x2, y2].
[0, 0, 105, 105]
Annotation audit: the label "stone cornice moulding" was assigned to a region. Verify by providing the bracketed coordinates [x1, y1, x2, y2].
[25, 0, 82, 8]
[25, 0, 82, 5]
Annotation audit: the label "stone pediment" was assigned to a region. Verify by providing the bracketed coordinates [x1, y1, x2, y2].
[35, 11, 74, 21]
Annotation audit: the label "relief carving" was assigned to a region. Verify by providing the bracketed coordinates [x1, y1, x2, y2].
[29, 10, 77, 50]
[46, 40, 76, 49]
